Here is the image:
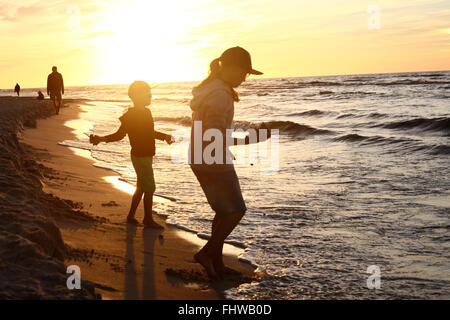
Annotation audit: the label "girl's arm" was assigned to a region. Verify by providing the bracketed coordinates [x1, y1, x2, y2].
[233, 123, 271, 145]
[203, 92, 271, 146]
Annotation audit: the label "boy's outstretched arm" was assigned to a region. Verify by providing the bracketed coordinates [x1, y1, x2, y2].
[90, 125, 126, 145]
[155, 130, 174, 144]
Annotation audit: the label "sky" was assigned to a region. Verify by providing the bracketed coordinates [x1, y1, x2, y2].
[0, 0, 449, 88]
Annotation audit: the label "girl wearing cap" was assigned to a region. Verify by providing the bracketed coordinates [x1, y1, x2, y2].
[189, 47, 269, 279]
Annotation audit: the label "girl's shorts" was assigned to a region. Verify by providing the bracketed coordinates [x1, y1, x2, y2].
[191, 167, 247, 217]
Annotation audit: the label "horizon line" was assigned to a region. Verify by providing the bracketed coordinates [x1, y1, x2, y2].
[2, 69, 449, 91]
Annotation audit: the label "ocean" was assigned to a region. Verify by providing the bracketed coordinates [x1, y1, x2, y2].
[4, 71, 449, 299]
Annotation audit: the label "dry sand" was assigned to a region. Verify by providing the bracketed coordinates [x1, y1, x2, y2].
[12, 97, 256, 299]
[0, 97, 95, 299]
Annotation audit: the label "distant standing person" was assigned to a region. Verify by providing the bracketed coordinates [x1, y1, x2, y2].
[47, 66, 64, 115]
[14, 83, 20, 96]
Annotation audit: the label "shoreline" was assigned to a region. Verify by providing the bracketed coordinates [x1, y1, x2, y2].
[17, 98, 256, 299]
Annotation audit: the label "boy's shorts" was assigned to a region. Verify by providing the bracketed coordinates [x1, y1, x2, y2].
[131, 155, 155, 193]
[191, 167, 247, 217]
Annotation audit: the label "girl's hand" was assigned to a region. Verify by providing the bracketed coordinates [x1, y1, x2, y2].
[165, 135, 174, 145]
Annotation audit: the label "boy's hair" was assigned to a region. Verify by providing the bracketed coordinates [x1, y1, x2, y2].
[128, 81, 151, 101]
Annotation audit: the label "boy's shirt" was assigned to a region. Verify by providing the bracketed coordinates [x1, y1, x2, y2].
[105, 107, 168, 157]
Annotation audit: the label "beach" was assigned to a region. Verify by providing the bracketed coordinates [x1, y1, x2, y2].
[0, 96, 255, 299]
[44, 74, 447, 299]
[1, 71, 448, 300]
[1, 0, 449, 305]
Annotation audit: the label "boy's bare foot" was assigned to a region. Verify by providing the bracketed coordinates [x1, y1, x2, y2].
[142, 218, 164, 229]
[194, 251, 220, 281]
[126, 217, 139, 224]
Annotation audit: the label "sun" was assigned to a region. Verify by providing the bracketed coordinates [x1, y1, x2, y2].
[94, 0, 206, 84]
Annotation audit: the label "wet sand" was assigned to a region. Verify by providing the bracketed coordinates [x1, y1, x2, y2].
[1, 96, 255, 299]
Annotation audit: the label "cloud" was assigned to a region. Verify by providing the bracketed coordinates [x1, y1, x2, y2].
[0, 1, 36, 21]
[176, 39, 201, 45]
[78, 30, 116, 39]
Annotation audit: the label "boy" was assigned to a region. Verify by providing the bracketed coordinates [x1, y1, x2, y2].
[89, 81, 173, 229]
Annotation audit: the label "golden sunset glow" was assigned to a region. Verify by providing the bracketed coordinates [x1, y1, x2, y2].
[0, 0, 449, 88]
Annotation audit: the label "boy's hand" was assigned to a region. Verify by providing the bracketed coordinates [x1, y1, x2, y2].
[90, 134, 101, 146]
[165, 135, 174, 145]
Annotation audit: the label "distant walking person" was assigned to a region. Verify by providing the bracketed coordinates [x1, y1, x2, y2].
[47, 66, 64, 115]
[14, 83, 20, 96]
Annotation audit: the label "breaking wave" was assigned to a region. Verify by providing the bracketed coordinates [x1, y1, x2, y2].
[373, 117, 450, 136]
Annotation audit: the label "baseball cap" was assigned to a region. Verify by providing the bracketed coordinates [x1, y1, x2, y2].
[219, 46, 263, 75]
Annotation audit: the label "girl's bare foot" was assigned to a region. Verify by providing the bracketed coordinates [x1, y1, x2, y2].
[215, 266, 241, 277]
[194, 251, 220, 280]
[213, 259, 241, 277]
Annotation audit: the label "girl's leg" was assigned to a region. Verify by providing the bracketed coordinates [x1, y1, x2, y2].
[193, 215, 222, 280]
[128, 187, 144, 221]
[142, 192, 164, 229]
[210, 215, 225, 269]
[210, 212, 244, 255]
[212, 213, 245, 275]
[195, 212, 244, 279]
